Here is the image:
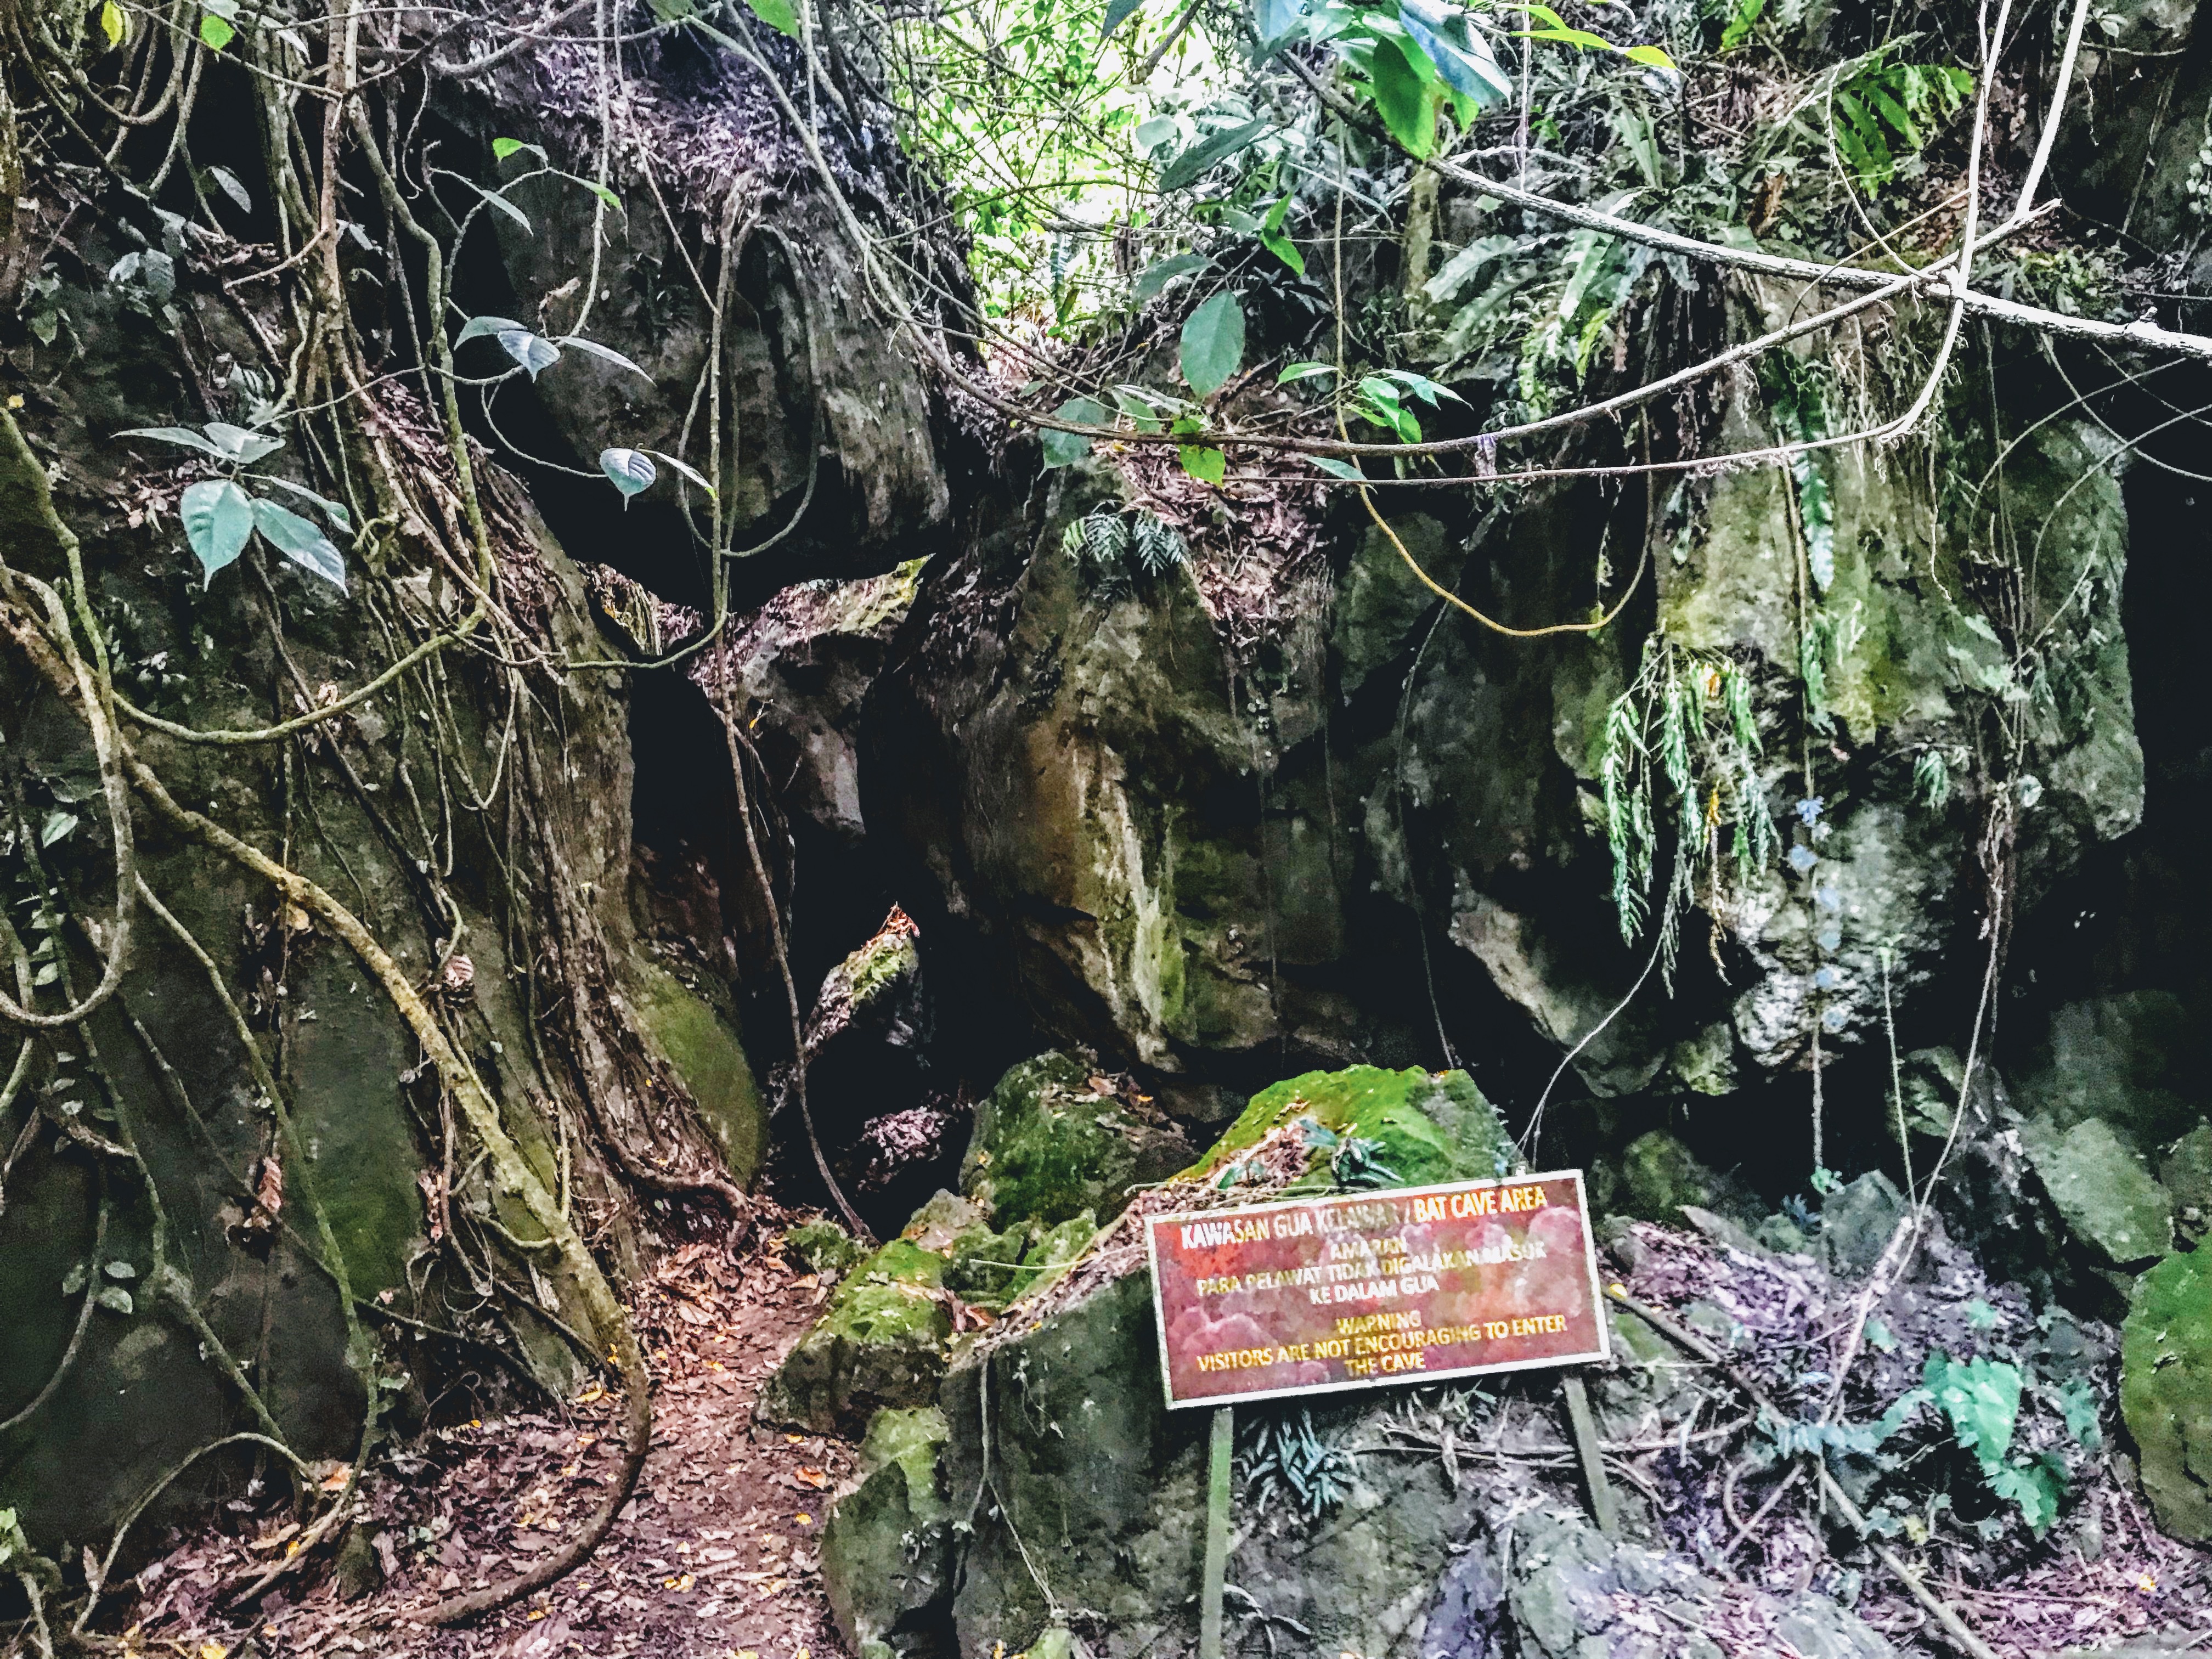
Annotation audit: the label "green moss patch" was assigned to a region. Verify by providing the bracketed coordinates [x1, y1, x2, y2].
[2122, 1247, 2212, 1540]
[757, 1240, 953, 1435]
[962, 1052, 1188, 1227]
[1184, 1065, 1517, 1192]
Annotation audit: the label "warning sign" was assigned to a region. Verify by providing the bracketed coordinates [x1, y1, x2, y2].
[1144, 1171, 1608, 1408]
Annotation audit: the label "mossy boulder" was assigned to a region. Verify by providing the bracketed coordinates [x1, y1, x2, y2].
[2022, 1115, 2174, 1268]
[758, 1241, 953, 1435]
[1185, 1064, 1519, 1192]
[961, 1052, 1189, 1227]
[1610, 1129, 1763, 1229]
[821, 1405, 955, 1653]
[783, 1219, 873, 1277]
[2121, 1248, 2212, 1540]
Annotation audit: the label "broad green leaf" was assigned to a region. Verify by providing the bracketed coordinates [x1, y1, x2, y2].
[117, 425, 230, 460]
[1103, 0, 1145, 33]
[39, 810, 76, 847]
[1041, 397, 1107, 468]
[61, 1263, 87, 1296]
[1134, 252, 1210, 306]
[1178, 445, 1226, 485]
[95, 1285, 133, 1315]
[259, 477, 352, 532]
[492, 137, 547, 162]
[205, 165, 250, 212]
[1925, 1351, 2022, 1470]
[1278, 361, 1336, 385]
[555, 335, 654, 380]
[558, 172, 623, 212]
[742, 0, 801, 36]
[1365, 36, 1437, 156]
[1624, 42, 1676, 67]
[600, 448, 658, 503]
[1158, 119, 1271, 191]
[1179, 291, 1245, 397]
[1311, 456, 1365, 480]
[1398, 0, 1513, 104]
[103, 1260, 137, 1280]
[204, 420, 283, 464]
[199, 8, 234, 49]
[181, 479, 255, 583]
[646, 449, 716, 497]
[249, 497, 346, 589]
[99, 0, 127, 48]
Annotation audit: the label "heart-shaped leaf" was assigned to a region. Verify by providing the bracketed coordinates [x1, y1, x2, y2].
[1041, 397, 1107, 469]
[455, 315, 561, 378]
[95, 1285, 134, 1315]
[249, 498, 347, 589]
[1178, 445, 1227, 485]
[199, 2, 235, 49]
[1179, 291, 1245, 397]
[182, 479, 255, 583]
[600, 448, 658, 503]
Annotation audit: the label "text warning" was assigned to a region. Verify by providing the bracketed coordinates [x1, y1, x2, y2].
[1144, 1172, 1609, 1408]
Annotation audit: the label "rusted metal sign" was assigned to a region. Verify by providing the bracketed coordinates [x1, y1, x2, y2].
[1145, 1171, 1609, 1408]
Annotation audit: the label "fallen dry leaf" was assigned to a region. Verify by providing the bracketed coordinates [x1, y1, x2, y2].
[794, 1467, 828, 1489]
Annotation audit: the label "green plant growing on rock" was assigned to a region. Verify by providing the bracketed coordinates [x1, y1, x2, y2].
[1598, 635, 1774, 968]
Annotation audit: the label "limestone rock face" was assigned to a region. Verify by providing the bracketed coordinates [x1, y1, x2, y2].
[2123, 1246, 2212, 1540]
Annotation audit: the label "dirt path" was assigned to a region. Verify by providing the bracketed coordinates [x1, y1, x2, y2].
[122, 1220, 859, 1659]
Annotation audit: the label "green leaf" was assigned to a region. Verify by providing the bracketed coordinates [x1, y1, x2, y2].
[204, 420, 284, 464]
[456, 315, 562, 379]
[554, 335, 654, 380]
[99, 1, 127, 48]
[1135, 115, 1179, 153]
[205, 165, 250, 212]
[492, 137, 547, 162]
[1398, 0, 1513, 104]
[1311, 456, 1365, 480]
[645, 449, 716, 498]
[103, 1260, 137, 1280]
[1252, 0, 1307, 47]
[599, 448, 658, 503]
[1134, 252, 1210, 306]
[199, 8, 234, 49]
[1041, 397, 1107, 468]
[1258, 194, 1306, 275]
[258, 477, 352, 532]
[1102, 0, 1146, 32]
[1113, 388, 1164, 432]
[61, 1263, 87, 1296]
[1179, 291, 1245, 397]
[181, 479, 255, 583]
[117, 426, 231, 461]
[1178, 445, 1226, 485]
[38, 810, 75, 847]
[1158, 120, 1271, 191]
[95, 1285, 133, 1315]
[1365, 36, 1438, 156]
[1278, 361, 1335, 385]
[249, 498, 347, 590]
[742, 0, 802, 36]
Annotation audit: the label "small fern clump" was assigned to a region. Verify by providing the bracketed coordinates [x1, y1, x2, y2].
[1062, 506, 1188, 599]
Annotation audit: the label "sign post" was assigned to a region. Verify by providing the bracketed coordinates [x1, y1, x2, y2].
[1146, 1170, 1611, 1641]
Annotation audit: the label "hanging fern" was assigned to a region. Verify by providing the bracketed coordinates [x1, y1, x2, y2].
[1062, 506, 1187, 598]
[1830, 60, 1973, 194]
[1598, 637, 1775, 977]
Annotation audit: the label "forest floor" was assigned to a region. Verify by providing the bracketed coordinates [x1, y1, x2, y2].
[114, 1206, 858, 1659]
